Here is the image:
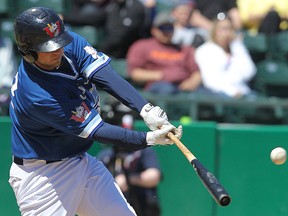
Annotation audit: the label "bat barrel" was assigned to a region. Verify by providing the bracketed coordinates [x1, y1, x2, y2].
[192, 159, 231, 207]
[167, 132, 232, 207]
[219, 194, 231, 206]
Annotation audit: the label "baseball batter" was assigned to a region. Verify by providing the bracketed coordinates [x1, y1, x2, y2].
[9, 7, 182, 216]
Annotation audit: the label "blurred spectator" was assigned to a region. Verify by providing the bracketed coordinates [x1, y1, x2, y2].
[195, 14, 256, 99]
[97, 112, 162, 216]
[190, 0, 242, 31]
[171, 1, 207, 47]
[140, 0, 156, 8]
[127, 12, 202, 94]
[237, 0, 288, 34]
[63, 0, 109, 26]
[97, 147, 162, 216]
[98, 0, 146, 58]
[64, 0, 146, 58]
[0, 26, 17, 115]
[139, 0, 157, 37]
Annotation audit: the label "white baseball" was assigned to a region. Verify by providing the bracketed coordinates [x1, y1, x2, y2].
[270, 147, 287, 165]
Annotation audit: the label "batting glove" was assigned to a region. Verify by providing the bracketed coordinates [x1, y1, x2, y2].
[146, 124, 183, 145]
[173, 125, 183, 140]
[140, 103, 169, 131]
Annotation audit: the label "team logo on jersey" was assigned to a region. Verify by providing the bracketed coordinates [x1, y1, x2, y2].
[70, 102, 91, 123]
[43, 21, 61, 38]
[84, 46, 98, 59]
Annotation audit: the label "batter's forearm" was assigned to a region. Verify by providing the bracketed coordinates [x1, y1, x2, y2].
[92, 122, 148, 151]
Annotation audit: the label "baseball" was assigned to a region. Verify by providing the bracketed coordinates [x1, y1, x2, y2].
[270, 147, 287, 165]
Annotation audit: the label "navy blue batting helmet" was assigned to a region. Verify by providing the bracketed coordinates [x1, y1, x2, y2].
[14, 7, 73, 62]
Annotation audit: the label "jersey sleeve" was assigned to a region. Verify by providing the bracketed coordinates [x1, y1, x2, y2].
[91, 64, 148, 112]
[65, 31, 111, 80]
[29, 96, 103, 139]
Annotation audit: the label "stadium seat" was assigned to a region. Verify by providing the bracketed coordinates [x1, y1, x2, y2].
[0, 0, 11, 16]
[243, 31, 268, 63]
[254, 60, 288, 98]
[70, 25, 100, 47]
[268, 31, 288, 61]
[14, 0, 69, 15]
[110, 58, 128, 79]
[109, 58, 145, 89]
[0, 18, 15, 42]
[243, 32, 268, 54]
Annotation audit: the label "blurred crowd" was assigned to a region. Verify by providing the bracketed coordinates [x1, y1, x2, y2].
[61, 0, 288, 99]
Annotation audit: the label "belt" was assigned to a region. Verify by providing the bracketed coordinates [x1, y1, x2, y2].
[13, 156, 62, 165]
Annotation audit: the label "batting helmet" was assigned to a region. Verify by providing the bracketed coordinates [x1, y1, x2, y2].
[14, 7, 73, 63]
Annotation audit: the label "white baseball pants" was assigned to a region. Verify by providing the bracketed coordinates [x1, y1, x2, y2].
[9, 153, 136, 216]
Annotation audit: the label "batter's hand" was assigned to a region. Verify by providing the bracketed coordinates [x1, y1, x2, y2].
[146, 124, 182, 145]
[173, 125, 183, 140]
[140, 103, 169, 131]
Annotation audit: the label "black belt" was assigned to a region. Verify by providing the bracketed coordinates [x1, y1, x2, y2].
[13, 156, 62, 165]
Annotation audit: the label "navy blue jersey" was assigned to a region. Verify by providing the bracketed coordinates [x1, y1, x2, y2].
[10, 32, 115, 160]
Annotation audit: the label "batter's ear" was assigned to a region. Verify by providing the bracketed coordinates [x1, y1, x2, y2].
[21, 50, 38, 63]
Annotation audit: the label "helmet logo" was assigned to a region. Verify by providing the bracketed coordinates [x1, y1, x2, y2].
[43, 21, 61, 38]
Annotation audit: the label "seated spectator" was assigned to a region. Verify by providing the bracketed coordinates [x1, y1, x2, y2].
[0, 28, 17, 115]
[195, 14, 256, 99]
[139, 0, 157, 38]
[63, 0, 109, 26]
[64, 0, 146, 58]
[171, 1, 207, 47]
[127, 12, 202, 94]
[190, 0, 242, 31]
[98, 0, 146, 58]
[97, 147, 162, 216]
[237, 0, 288, 34]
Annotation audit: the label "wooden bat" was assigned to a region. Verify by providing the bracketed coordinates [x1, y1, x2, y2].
[167, 132, 231, 207]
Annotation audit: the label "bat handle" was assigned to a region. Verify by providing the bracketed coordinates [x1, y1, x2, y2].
[167, 132, 196, 161]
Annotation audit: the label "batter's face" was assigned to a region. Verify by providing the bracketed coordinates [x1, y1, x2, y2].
[35, 48, 64, 70]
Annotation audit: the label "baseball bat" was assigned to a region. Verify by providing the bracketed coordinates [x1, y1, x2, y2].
[167, 132, 231, 207]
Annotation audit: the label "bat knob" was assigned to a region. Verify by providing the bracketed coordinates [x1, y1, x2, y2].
[220, 195, 231, 206]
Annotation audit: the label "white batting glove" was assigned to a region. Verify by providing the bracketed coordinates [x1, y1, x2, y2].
[146, 124, 175, 145]
[140, 103, 169, 131]
[173, 125, 183, 140]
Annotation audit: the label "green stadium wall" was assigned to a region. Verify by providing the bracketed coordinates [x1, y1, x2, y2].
[1, 117, 288, 216]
